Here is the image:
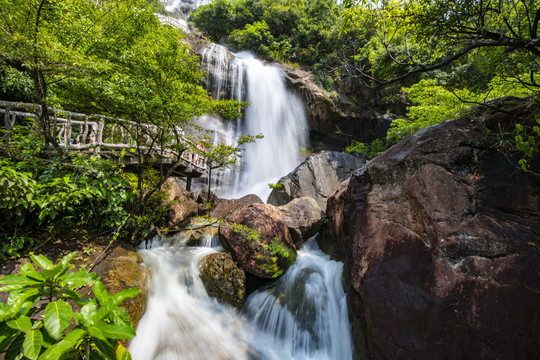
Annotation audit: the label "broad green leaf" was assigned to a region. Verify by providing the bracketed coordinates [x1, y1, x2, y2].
[115, 343, 132, 360]
[95, 288, 140, 321]
[30, 254, 53, 271]
[92, 322, 135, 340]
[23, 329, 43, 360]
[87, 325, 107, 341]
[7, 316, 32, 332]
[78, 303, 97, 327]
[93, 281, 107, 305]
[110, 308, 131, 327]
[38, 328, 86, 360]
[44, 301, 72, 340]
[0, 274, 41, 291]
[62, 270, 97, 288]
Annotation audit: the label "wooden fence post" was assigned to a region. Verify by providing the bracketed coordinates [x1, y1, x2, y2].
[96, 117, 104, 154]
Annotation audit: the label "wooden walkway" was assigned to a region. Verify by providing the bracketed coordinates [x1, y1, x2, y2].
[0, 100, 207, 180]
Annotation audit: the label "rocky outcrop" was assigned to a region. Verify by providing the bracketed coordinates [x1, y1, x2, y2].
[268, 150, 365, 209]
[219, 203, 297, 279]
[281, 64, 391, 149]
[93, 244, 148, 329]
[321, 97, 540, 359]
[278, 197, 325, 246]
[162, 178, 198, 228]
[209, 194, 264, 219]
[199, 252, 246, 308]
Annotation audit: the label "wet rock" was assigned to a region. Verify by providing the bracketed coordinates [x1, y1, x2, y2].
[199, 252, 246, 309]
[219, 203, 297, 279]
[322, 97, 540, 359]
[169, 218, 219, 247]
[281, 64, 388, 149]
[268, 150, 365, 209]
[196, 188, 217, 216]
[209, 194, 264, 219]
[278, 197, 325, 246]
[162, 178, 198, 227]
[92, 244, 148, 329]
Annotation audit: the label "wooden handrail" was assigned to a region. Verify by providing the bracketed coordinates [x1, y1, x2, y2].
[0, 100, 207, 174]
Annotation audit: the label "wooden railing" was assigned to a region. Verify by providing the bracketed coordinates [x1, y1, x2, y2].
[0, 100, 207, 174]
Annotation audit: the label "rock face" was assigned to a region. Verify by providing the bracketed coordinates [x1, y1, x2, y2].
[199, 252, 246, 308]
[93, 244, 148, 330]
[281, 64, 391, 149]
[321, 97, 540, 359]
[162, 178, 198, 228]
[209, 194, 264, 219]
[268, 150, 365, 209]
[219, 203, 297, 279]
[278, 197, 325, 246]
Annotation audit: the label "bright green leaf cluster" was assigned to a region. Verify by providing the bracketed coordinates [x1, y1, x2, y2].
[0, 252, 139, 360]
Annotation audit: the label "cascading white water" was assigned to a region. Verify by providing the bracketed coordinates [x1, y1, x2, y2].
[199, 44, 308, 201]
[129, 236, 254, 360]
[244, 238, 353, 360]
[130, 29, 350, 360]
[130, 236, 353, 360]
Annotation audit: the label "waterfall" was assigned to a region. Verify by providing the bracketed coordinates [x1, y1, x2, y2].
[130, 236, 353, 360]
[199, 44, 308, 201]
[130, 39, 351, 360]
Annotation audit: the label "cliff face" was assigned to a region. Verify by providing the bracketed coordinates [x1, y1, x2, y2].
[321, 97, 540, 359]
[194, 39, 391, 150]
[280, 64, 392, 150]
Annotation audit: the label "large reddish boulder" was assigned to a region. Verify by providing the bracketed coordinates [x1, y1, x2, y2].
[322, 97, 540, 359]
[219, 203, 297, 279]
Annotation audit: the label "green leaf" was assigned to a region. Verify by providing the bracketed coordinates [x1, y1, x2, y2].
[92, 338, 116, 360]
[23, 329, 43, 360]
[5, 333, 24, 360]
[62, 269, 97, 288]
[0, 274, 41, 291]
[44, 301, 72, 340]
[93, 281, 107, 305]
[38, 328, 86, 360]
[115, 343, 132, 360]
[92, 322, 135, 340]
[7, 316, 32, 333]
[30, 254, 53, 271]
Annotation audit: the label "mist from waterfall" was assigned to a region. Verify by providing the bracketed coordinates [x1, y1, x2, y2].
[199, 44, 308, 201]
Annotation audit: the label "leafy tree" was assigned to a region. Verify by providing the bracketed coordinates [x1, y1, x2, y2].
[341, 0, 540, 87]
[0, 252, 139, 359]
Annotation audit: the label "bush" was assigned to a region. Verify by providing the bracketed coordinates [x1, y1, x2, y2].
[0, 252, 139, 359]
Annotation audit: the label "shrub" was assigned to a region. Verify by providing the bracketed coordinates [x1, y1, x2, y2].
[0, 252, 139, 359]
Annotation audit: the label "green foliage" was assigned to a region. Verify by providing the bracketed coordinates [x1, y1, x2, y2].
[0, 134, 133, 258]
[514, 118, 540, 171]
[191, 0, 341, 66]
[268, 182, 283, 190]
[0, 252, 139, 359]
[385, 77, 538, 144]
[345, 138, 387, 160]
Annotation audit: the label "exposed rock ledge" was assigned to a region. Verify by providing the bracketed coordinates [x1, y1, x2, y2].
[280, 63, 393, 149]
[321, 97, 540, 359]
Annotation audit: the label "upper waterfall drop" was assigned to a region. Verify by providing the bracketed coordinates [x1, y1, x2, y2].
[200, 44, 309, 201]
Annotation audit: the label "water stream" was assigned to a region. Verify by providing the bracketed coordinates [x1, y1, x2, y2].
[129, 42, 352, 359]
[199, 44, 308, 201]
[130, 236, 352, 360]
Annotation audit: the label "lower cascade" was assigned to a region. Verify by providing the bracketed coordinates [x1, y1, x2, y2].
[129, 236, 352, 360]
